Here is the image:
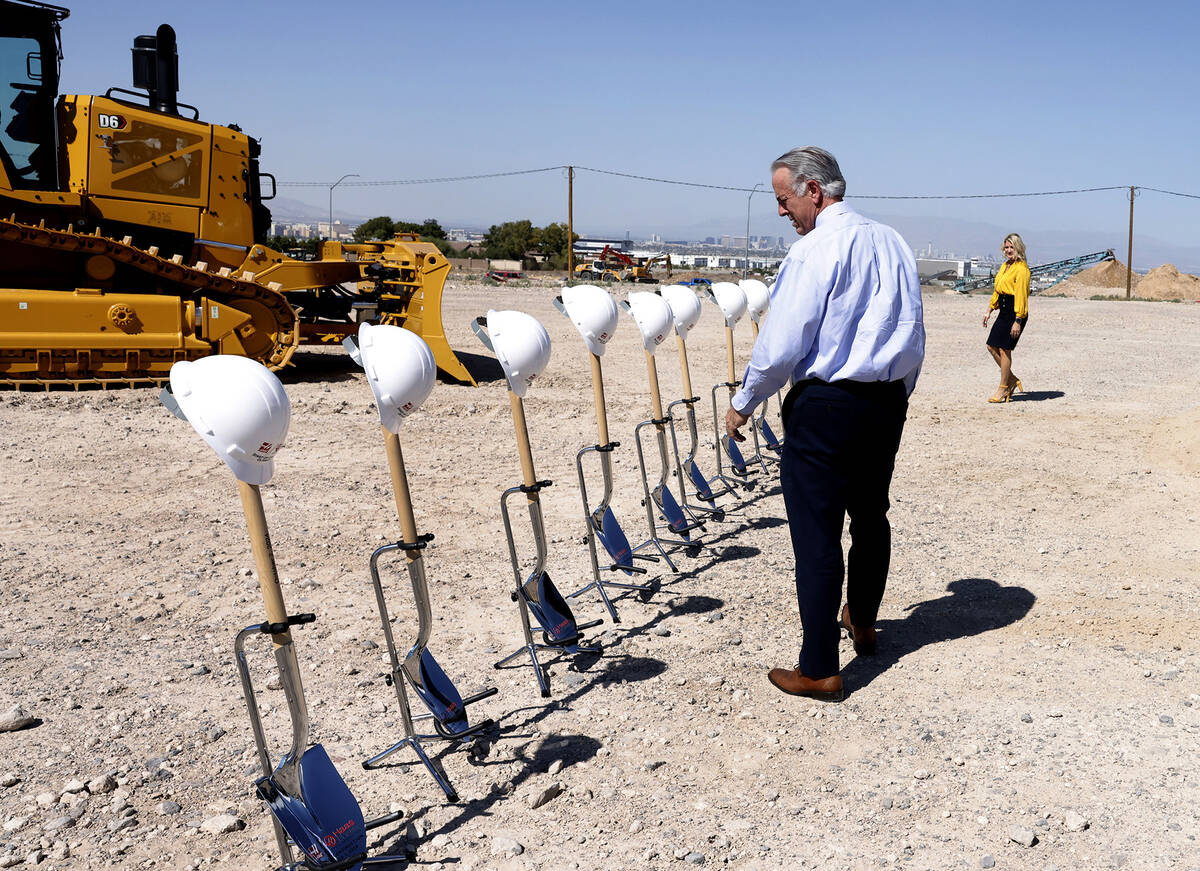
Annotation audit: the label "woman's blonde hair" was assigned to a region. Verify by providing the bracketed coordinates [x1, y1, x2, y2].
[1004, 233, 1027, 262]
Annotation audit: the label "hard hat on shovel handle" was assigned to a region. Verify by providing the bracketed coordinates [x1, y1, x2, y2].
[557, 284, 619, 357]
[163, 356, 290, 485]
[344, 323, 436, 433]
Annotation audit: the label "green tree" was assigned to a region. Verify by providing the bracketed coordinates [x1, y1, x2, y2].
[536, 222, 578, 258]
[266, 235, 319, 259]
[392, 218, 446, 240]
[353, 216, 395, 242]
[483, 220, 536, 260]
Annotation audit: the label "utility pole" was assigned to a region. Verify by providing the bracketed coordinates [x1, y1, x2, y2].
[1126, 186, 1136, 300]
[567, 166, 574, 279]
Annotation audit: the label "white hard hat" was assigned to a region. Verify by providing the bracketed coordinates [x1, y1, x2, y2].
[355, 323, 436, 433]
[624, 291, 673, 354]
[660, 285, 702, 340]
[560, 285, 618, 357]
[739, 279, 770, 323]
[487, 309, 551, 397]
[168, 355, 290, 485]
[710, 281, 748, 328]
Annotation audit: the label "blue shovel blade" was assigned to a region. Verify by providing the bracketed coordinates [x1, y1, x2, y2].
[687, 460, 714, 500]
[410, 648, 469, 736]
[654, 484, 691, 539]
[523, 570, 578, 645]
[592, 506, 634, 573]
[722, 434, 748, 475]
[260, 744, 366, 869]
[758, 418, 781, 450]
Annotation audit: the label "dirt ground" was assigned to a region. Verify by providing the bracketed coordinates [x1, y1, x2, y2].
[1, 285, 1198, 871]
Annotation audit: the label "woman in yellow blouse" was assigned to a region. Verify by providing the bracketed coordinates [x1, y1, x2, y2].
[982, 233, 1030, 402]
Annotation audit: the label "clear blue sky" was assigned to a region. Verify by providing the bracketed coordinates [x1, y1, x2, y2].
[53, 0, 1200, 260]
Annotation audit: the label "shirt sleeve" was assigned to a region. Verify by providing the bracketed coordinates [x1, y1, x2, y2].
[730, 248, 831, 415]
[1013, 263, 1030, 318]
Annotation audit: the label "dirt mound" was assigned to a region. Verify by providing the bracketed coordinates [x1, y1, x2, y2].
[1051, 259, 1137, 298]
[1135, 263, 1200, 301]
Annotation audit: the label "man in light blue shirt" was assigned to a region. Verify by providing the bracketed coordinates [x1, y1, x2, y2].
[726, 146, 924, 701]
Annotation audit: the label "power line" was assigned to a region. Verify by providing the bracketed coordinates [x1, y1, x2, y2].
[277, 166, 567, 187]
[274, 165, 1178, 202]
[573, 166, 757, 193]
[1138, 186, 1200, 201]
[850, 185, 1127, 200]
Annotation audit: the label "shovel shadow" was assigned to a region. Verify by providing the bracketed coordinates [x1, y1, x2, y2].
[373, 652, 666, 858]
[843, 577, 1035, 695]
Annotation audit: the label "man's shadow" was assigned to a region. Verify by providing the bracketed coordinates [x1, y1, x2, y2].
[843, 577, 1034, 694]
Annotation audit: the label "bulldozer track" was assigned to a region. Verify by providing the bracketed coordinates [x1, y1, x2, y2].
[0, 217, 299, 390]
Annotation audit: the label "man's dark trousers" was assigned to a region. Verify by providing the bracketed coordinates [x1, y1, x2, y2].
[779, 379, 908, 679]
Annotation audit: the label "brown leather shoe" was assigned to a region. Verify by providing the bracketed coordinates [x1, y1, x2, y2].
[841, 604, 877, 656]
[767, 668, 843, 701]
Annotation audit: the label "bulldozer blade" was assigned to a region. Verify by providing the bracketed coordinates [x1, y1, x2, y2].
[590, 506, 635, 573]
[256, 743, 366, 869]
[652, 483, 691, 539]
[401, 648, 470, 736]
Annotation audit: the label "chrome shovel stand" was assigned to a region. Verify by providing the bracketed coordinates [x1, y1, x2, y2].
[631, 413, 706, 572]
[494, 480, 603, 697]
[710, 379, 759, 491]
[667, 395, 731, 519]
[235, 617, 404, 870]
[751, 396, 782, 470]
[361, 539, 497, 804]
[570, 441, 655, 623]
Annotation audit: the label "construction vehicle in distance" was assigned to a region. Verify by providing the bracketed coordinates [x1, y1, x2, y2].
[573, 246, 671, 283]
[952, 249, 1115, 295]
[0, 1, 475, 388]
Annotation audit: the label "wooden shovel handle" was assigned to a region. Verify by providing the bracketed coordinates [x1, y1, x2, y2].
[383, 429, 421, 550]
[675, 334, 693, 398]
[238, 481, 291, 649]
[725, 326, 737, 387]
[644, 348, 664, 420]
[589, 353, 610, 445]
[509, 391, 538, 488]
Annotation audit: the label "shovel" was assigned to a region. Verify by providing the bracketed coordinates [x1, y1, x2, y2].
[642, 346, 697, 537]
[747, 318, 782, 455]
[474, 314, 601, 697]
[163, 362, 401, 870]
[377, 427, 496, 739]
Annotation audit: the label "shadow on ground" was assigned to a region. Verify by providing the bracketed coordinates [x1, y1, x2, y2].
[844, 576, 1035, 694]
[1011, 390, 1064, 402]
[455, 351, 505, 387]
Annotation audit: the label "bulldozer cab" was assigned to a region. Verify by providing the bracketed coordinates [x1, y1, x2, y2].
[0, 1, 65, 191]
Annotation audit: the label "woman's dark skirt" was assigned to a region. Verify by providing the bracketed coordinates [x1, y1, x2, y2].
[987, 293, 1027, 350]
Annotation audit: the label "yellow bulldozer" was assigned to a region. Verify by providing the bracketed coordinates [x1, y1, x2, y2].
[0, 1, 475, 388]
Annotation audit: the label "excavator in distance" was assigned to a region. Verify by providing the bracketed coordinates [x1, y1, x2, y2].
[0, 1, 475, 388]
[573, 245, 671, 283]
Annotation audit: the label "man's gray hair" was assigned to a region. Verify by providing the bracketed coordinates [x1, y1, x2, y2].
[771, 147, 846, 199]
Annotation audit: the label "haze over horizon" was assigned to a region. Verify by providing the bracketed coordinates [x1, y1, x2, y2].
[54, 1, 1200, 271]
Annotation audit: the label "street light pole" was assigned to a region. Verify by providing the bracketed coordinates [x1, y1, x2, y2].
[744, 183, 763, 278]
[328, 173, 359, 240]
